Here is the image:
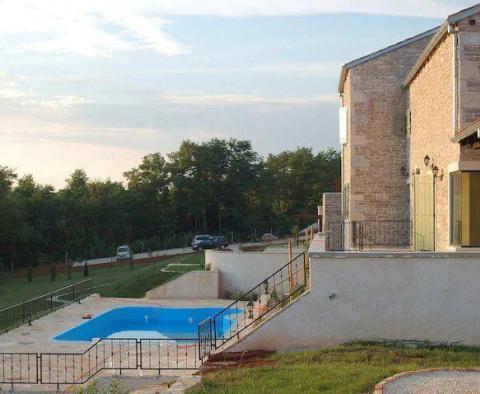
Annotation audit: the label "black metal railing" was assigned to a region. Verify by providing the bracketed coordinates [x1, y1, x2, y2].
[198, 252, 307, 360]
[0, 338, 200, 388]
[0, 279, 94, 335]
[325, 221, 412, 251]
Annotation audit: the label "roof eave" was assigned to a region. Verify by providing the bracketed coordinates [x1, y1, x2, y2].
[338, 66, 347, 94]
[404, 23, 449, 88]
[452, 119, 480, 143]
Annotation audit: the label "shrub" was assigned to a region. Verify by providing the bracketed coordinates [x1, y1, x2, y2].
[50, 265, 57, 282]
[83, 262, 89, 277]
[27, 266, 33, 282]
[67, 264, 72, 280]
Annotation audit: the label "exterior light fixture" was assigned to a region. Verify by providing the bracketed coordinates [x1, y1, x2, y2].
[400, 166, 407, 176]
[432, 165, 439, 178]
[263, 279, 269, 294]
[247, 300, 254, 319]
[424, 155, 430, 166]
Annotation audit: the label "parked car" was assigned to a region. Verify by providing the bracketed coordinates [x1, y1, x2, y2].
[212, 235, 229, 249]
[261, 233, 278, 242]
[191, 235, 215, 250]
[116, 245, 133, 260]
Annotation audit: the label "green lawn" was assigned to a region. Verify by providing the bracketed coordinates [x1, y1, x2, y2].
[188, 342, 480, 394]
[0, 253, 204, 309]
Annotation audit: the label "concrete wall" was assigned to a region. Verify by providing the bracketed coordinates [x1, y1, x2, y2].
[229, 238, 480, 351]
[341, 35, 431, 223]
[206, 250, 293, 298]
[146, 270, 219, 299]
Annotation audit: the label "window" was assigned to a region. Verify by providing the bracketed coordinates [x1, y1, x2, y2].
[450, 171, 480, 247]
[405, 109, 412, 134]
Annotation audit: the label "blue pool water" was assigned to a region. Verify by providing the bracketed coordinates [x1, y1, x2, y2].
[54, 306, 239, 341]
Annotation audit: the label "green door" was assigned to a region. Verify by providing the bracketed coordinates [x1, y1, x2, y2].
[414, 173, 434, 251]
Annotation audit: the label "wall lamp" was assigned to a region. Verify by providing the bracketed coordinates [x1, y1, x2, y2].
[400, 166, 407, 177]
[424, 155, 431, 166]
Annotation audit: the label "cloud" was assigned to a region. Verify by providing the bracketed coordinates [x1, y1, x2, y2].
[150, 0, 471, 18]
[0, 70, 93, 109]
[11, 0, 467, 19]
[0, 1, 188, 57]
[156, 93, 338, 106]
[249, 62, 342, 78]
[0, 1, 472, 59]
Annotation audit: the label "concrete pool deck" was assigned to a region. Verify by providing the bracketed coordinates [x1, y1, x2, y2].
[0, 295, 233, 354]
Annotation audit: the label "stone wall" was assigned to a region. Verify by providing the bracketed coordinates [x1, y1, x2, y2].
[321, 193, 341, 232]
[341, 71, 352, 221]
[409, 35, 458, 251]
[341, 36, 431, 223]
[458, 13, 480, 130]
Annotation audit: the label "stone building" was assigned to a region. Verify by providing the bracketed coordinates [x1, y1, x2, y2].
[334, 3, 480, 251]
[405, 4, 480, 251]
[337, 28, 437, 249]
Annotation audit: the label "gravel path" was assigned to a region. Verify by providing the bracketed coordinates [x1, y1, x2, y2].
[383, 370, 480, 394]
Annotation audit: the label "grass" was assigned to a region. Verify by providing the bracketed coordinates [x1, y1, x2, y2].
[188, 342, 480, 394]
[0, 253, 204, 309]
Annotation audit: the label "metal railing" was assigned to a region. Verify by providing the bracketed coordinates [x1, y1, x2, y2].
[325, 221, 412, 251]
[0, 338, 200, 388]
[0, 279, 94, 335]
[198, 252, 307, 360]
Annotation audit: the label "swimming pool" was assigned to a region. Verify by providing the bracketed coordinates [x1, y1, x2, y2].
[54, 306, 239, 341]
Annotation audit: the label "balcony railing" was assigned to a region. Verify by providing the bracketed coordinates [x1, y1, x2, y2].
[325, 221, 412, 251]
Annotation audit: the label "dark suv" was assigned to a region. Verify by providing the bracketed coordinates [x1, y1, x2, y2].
[212, 236, 229, 249]
[191, 234, 215, 250]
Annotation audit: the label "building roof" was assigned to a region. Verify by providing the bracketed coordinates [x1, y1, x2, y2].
[405, 3, 480, 87]
[338, 28, 438, 94]
[452, 118, 480, 143]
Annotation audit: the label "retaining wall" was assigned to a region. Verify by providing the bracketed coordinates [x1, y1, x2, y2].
[146, 270, 219, 299]
[229, 237, 480, 351]
[205, 251, 293, 298]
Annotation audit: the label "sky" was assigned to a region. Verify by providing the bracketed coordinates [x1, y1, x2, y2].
[0, 0, 477, 188]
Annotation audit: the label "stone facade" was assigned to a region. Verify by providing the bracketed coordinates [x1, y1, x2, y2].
[408, 35, 457, 251]
[408, 16, 480, 251]
[322, 193, 341, 233]
[340, 36, 432, 223]
[458, 13, 480, 130]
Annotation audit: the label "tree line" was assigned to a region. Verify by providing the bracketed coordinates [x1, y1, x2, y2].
[0, 138, 340, 271]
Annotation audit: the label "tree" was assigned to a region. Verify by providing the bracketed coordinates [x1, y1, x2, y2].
[0, 140, 340, 270]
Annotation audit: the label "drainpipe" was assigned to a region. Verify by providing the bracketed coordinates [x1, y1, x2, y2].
[449, 24, 458, 136]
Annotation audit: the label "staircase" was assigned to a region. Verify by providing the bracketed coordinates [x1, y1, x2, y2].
[198, 252, 308, 360]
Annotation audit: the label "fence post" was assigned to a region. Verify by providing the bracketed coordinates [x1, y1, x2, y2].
[213, 318, 217, 350]
[22, 302, 25, 323]
[50, 292, 53, 311]
[72, 284, 75, 302]
[303, 253, 307, 288]
[37, 354, 41, 384]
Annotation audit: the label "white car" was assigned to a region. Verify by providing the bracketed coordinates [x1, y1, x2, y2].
[116, 245, 133, 260]
[261, 233, 278, 242]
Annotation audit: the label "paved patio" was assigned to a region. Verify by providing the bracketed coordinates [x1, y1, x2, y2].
[0, 295, 232, 354]
[0, 296, 234, 392]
